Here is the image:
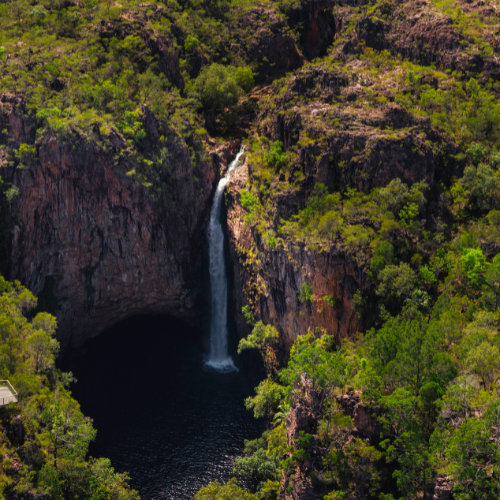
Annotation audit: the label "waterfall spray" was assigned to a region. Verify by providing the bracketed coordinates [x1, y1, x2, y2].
[205, 147, 245, 372]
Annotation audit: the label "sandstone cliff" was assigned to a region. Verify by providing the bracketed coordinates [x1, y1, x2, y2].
[1, 94, 217, 348]
[226, 165, 365, 349]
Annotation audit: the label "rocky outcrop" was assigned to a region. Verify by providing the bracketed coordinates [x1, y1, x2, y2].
[1, 95, 216, 348]
[337, 0, 500, 81]
[281, 376, 322, 500]
[97, 15, 185, 89]
[226, 165, 365, 348]
[258, 64, 463, 194]
[229, 8, 304, 84]
[336, 391, 381, 441]
[282, 0, 339, 61]
[431, 476, 453, 500]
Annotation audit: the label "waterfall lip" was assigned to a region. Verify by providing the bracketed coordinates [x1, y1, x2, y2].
[205, 145, 245, 374]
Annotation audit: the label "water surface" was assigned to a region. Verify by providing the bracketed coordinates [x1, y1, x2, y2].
[66, 315, 264, 500]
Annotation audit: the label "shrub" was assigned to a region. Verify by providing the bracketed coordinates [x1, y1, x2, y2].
[264, 141, 289, 171]
[184, 35, 199, 51]
[299, 283, 314, 304]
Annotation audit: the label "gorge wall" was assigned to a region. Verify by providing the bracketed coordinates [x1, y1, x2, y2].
[0, 0, 473, 351]
[226, 165, 365, 349]
[0, 94, 219, 348]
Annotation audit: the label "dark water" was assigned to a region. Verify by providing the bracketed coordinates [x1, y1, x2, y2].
[66, 315, 264, 500]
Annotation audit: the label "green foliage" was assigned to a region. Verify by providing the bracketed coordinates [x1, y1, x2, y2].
[263, 141, 288, 172]
[376, 263, 417, 305]
[194, 477, 259, 500]
[245, 378, 286, 419]
[444, 398, 500, 499]
[466, 143, 487, 166]
[238, 321, 279, 355]
[0, 276, 139, 499]
[117, 111, 146, 141]
[465, 341, 500, 390]
[324, 295, 340, 308]
[461, 248, 488, 285]
[398, 202, 419, 229]
[400, 78, 500, 147]
[251, 241, 500, 499]
[279, 179, 428, 268]
[240, 189, 259, 210]
[266, 236, 277, 248]
[298, 283, 313, 305]
[192, 63, 252, 124]
[280, 333, 350, 397]
[184, 34, 200, 51]
[5, 185, 20, 204]
[233, 448, 279, 492]
[240, 189, 262, 225]
[242, 305, 256, 326]
[419, 265, 437, 284]
[238, 321, 280, 373]
[234, 67, 255, 93]
[16, 143, 37, 167]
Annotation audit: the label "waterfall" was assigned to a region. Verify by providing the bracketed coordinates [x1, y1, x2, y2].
[205, 147, 245, 372]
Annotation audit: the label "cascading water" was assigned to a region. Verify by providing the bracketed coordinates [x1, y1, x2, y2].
[205, 147, 245, 372]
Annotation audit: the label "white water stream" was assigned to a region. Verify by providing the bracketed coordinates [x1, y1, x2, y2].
[205, 147, 245, 372]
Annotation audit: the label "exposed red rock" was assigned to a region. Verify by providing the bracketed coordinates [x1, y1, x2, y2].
[226, 165, 365, 348]
[1, 96, 216, 348]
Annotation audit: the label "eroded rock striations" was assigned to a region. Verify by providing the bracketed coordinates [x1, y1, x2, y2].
[1, 94, 216, 348]
[225, 57, 463, 348]
[227, 165, 364, 349]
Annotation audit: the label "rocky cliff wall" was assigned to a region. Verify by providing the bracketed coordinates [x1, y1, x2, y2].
[226, 165, 365, 349]
[1, 95, 217, 348]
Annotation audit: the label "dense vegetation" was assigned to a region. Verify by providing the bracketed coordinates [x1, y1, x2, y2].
[2, 0, 500, 497]
[194, 0, 500, 498]
[196, 242, 500, 499]
[0, 276, 139, 499]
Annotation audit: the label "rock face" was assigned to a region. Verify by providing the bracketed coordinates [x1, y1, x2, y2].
[257, 63, 463, 194]
[336, 391, 381, 441]
[282, 376, 321, 500]
[284, 0, 339, 61]
[98, 16, 185, 89]
[225, 59, 463, 348]
[229, 8, 304, 84]
[226, 165, 365, 348]
[1, 95, 216, 348]
[337, 0, 500, 81]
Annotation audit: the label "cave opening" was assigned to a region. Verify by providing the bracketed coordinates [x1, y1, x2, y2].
[62, 314, 265, 500]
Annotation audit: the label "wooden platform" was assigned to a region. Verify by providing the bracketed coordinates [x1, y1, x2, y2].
[0, 382, 18, 406]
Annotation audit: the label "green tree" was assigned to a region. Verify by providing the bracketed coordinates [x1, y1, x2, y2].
[318, 211, 343, 240]
[444, 399, 500, 500]
[264, 141, 288, 171]
[26, 389, 96, 469]
[238, 321, 279, 373]
[298, 283, 313, 305]
[482, 254, 500, 310]
[461, 248, 488, 286]
[25, 329, 59, 374]
[376, 263, 417, 305]
[465, 341, 500, 389]
[184, 35, 200, 51]
[245, 378, 285, 419]
[379, 389, 434, 498]
[466, 143, 487, 166]
[194, 477, 259, 500]
[235, 67, 255, 93]
[193, 64, 243, 124]
[233, 448, 278, 492]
